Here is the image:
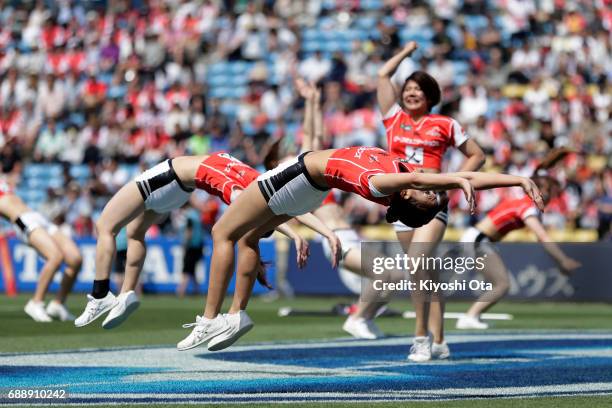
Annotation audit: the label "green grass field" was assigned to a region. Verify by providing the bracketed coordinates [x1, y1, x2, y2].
[2, 294, 612, 407]
[2, 294, 612, 353]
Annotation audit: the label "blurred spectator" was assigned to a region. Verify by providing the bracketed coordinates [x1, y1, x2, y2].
[176, 203, 206, 297]
[0, 0, 608, 235]
[299, 50, 331, 83]
[34, 118, 66, 161]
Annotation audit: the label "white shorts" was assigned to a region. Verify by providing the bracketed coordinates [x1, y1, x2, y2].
[393, 206, 449, 232]
[257, 153, 329, 217]
[135, 159, 194, 214]
[14, 211, 58, 244]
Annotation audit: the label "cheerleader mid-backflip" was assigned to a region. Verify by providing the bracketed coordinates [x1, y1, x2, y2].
[457, 173, 581, 329]
[281, 78, 401, 340]
[75, 152, 340, 343]
[0, 179, 82, 322]
[178, 142, 544, 353]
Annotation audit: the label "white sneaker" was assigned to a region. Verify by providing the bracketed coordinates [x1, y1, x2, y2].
[408, 336, 431, 362]
[431, 341, 450, 359]
[342, 316, 384, 339]
[25, 300, 52, 322]
[102, 291, 140, 329]
[207, 310, 254, 351]
[456, 314, 489, 330]
[45, 301, 75, 321]
[177, 315, 230, 351]
[74, 293, 117, 327]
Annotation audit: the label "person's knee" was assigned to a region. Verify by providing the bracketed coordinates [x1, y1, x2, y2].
[47, 252, 64, 270]
[96, 217, 119, 237]
[496, 277, 510, 296]
[212, 223, 235, 244]
[65, 252, 83, 272]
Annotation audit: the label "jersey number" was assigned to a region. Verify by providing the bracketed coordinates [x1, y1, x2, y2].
[404, 146, 424, 165]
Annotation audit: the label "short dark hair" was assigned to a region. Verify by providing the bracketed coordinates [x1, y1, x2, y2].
[403, 71, 441, 111]
[385, 192, 448, 228]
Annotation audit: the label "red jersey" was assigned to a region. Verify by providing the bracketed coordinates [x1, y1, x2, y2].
[321, 191, 338, 206]
[382, 104, 469, 170]
[324, 147, 413, 206]
[195, 152, 260, 205]
[486, 195, 540, 237]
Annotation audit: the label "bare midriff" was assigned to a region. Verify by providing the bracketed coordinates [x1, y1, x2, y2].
[172, 155, 209, 189]
[303, 149, 335, 188]
[0, 195, 32, 223]
[475, 217, 503, 242]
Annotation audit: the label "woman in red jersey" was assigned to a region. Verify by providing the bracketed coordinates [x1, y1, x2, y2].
[177, 144, 544, 353]
[457, 175, 581, 329]
[0, 179, 82, 323]
[268, 79, 397, 340]
[74, 153, 335, 335]
[377, 41, 486, 361]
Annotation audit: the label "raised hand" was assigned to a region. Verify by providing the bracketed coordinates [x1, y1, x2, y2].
[295, 77, 315, 100]
[522, 178, 545, 210]
[403, 41, 418, 54]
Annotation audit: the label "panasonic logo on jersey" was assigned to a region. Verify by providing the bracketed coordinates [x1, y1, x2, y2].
[392, 135, 440, 146]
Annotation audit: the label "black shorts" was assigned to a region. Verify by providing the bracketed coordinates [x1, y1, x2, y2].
[183, 247, 203, 276]
[114, 249, 127, 274]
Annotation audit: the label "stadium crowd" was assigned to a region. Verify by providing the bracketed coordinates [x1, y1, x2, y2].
[0, 0, 610, 239]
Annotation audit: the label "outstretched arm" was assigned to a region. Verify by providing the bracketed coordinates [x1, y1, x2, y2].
[296, 78, 315, 153]
[377, 41, 418, 115]
[370, 172, 475, 212]
[313, 87, 324, 151]
[534, 147, 573, 174]
[524, 217, 581, 275]
[445, 172, 544, 210]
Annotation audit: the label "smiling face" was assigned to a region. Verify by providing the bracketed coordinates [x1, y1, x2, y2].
[401, 80, 429, 114]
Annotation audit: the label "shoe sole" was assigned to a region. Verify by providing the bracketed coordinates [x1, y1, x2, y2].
[74, 300, 117, 328]
[102, 300, 140, 330]
[177, 329, 227, 351]
[177, 324, 234, 352]
[207, 321, 254, 351]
